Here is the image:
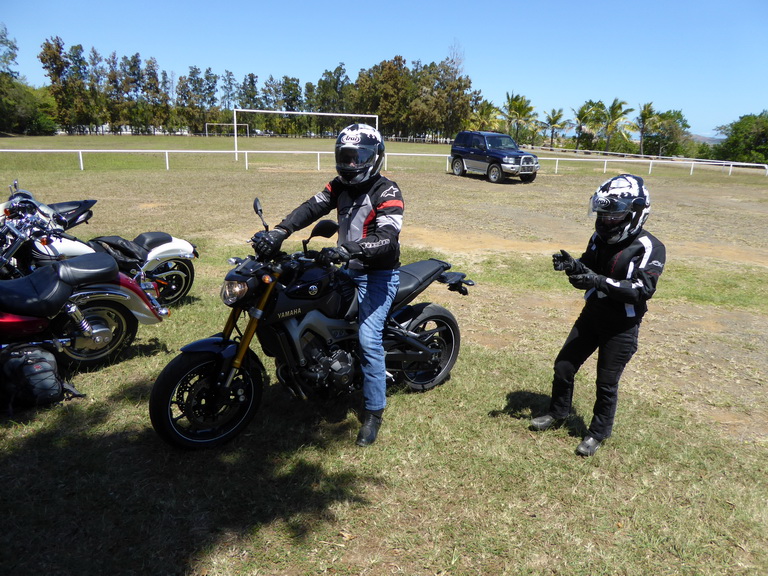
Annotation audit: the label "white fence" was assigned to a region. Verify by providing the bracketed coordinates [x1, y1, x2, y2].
[0, 148, 766, 176]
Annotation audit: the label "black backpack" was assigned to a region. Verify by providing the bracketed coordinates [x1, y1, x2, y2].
[1, 346, 83, 415]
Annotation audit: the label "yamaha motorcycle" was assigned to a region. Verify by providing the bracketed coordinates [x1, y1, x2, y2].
[149, 198, 474, 449]
[0, 198, 169, 368]
[3, 181, 198, 306]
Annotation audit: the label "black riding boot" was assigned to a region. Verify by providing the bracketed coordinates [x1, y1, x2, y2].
[356, 409, 383, 446]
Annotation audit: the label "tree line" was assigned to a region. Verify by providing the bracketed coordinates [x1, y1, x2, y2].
[1, 24, 766, 164]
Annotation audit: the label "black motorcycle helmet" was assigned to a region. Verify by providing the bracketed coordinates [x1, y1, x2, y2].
[335, 124, 385, 186]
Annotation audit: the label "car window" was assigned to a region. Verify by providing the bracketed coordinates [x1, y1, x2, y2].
[494, 135, 519, 150]
[471, 136, 485, 150]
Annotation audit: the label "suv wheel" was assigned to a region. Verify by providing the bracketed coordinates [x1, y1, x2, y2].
[520, 172, 537, 183]
[451, 157, 466, 176]
[487, 164, 504, 183]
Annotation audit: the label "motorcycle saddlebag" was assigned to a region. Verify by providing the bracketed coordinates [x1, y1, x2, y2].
[1, 345, 64, 408]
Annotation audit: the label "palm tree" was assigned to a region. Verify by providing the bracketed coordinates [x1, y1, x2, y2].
[501, 91, 536, 142]
[571, 101, 600, 151]
[601, 97, 634, 152]
[636, 102, 657, 156]
[543, 108, 569, 148]
[470, 99, 501, 131]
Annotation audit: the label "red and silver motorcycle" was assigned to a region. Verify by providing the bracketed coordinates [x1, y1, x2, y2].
[0, 198, 168, 369]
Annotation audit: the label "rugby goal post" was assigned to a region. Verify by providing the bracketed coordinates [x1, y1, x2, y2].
[205, 122, 250, 137]
[233, 109, 379, 161]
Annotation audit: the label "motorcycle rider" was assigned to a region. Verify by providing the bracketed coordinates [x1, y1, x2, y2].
[254, 124, 404, 447]
[530, 174, 666, 456]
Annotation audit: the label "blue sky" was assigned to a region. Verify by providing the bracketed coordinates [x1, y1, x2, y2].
[3, 0, 766, 137]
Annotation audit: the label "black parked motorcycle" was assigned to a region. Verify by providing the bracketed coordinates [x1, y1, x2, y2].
[149, 198, 474, 449]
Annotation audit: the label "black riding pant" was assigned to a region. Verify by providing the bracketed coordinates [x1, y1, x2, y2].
[549, 310, 639, 441]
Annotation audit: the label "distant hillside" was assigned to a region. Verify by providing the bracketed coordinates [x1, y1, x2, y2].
[691, 134, 724, 145]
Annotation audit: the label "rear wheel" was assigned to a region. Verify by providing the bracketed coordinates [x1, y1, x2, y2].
[487, 163, 504, 183]
[400, 303, 461, 391]
[57, 301, 138, 369]
[151, 258, 195, 305]
[451, 157, 466, 176]
[149, 351, 264, 449]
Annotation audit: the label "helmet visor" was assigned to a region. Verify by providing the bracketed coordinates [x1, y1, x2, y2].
[337, 146, 376, 168]
[590, 194, 639, 216]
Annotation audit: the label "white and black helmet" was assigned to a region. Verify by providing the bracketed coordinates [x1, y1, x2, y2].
[335, 123, 385, 186]
[589, 174, 650, 244]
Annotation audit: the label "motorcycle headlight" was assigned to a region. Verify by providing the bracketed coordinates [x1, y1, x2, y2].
[220, 280, 248, 306]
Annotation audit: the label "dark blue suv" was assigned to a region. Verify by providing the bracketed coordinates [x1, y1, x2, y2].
[450, 131, 539, 183]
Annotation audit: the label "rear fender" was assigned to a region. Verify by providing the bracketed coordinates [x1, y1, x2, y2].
[71, 273, 167, 325]
[142, 238, 197, 272]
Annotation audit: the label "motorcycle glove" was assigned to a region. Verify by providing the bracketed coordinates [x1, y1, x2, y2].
[253, 227, 288, 258]
[552, 249, 585, 275]
[317, 246, 351, 267]
[568, 272, 607, 291]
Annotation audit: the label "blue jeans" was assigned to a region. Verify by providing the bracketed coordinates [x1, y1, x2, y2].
[344, 268, 400, 412]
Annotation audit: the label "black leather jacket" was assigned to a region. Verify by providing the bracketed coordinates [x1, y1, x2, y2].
[577, 229, 666, 321]
[277, 174, 404, 271]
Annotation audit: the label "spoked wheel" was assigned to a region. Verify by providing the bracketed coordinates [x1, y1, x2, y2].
[400, 303, 461, 391]
[149, 351, 264, 449]
[151, 258, 195, 305]
[57, 301, 138, 369]
[451, 157, 466, 176]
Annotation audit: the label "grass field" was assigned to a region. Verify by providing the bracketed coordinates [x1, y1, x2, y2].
[1, 136, 767, 576]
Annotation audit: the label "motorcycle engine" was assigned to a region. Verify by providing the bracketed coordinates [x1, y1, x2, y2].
[300, 334, 355, 393]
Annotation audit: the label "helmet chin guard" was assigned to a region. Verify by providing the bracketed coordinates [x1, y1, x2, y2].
[590, 174, 650, 243]
[335, 124, 385, 186]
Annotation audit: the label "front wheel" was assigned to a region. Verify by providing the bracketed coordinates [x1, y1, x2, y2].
[151, 258, 195, 306]
[520, 172, 537, 183]
[401, 303, 461, 391]
[149, 351, 264, 449]
[487, 163, 504, 183]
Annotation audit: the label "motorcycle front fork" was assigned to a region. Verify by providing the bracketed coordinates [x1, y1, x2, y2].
[219, 279, 278, 389]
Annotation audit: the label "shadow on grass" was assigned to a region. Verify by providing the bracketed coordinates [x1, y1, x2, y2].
[452, 172, 532, 186]
[0, 377, 369, 575]
[489, 389, 588, 438]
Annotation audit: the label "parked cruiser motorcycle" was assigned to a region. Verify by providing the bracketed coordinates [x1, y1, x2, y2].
[3, 181, 198, 305]
[0, 197, 169, 368]
[0, 251, 165, 369]
[149, 198, 473, 449]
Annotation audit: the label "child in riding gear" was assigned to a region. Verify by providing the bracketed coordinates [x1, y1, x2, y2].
[254, 124, 404, 447]
[530, 174, 666, 456]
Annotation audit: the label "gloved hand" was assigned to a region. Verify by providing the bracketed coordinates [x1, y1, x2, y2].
[568, 272, 606, 291]
[252, 227, 288, 259]
[552, 249, 582, 275]
[317, 246, 351, 267]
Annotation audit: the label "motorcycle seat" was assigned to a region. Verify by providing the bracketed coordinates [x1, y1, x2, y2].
[0, 265, 74, 317]
[342, 259, 451, 322]
[54, 252, 119, 286]
[133, 231, 173, 252]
